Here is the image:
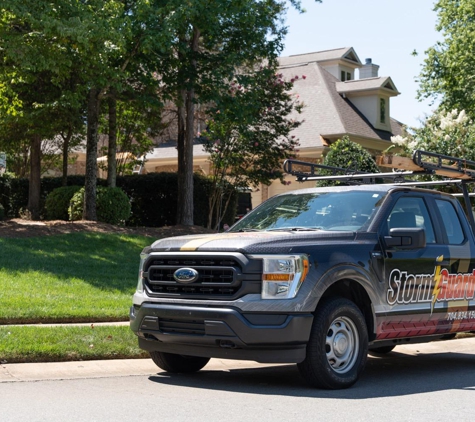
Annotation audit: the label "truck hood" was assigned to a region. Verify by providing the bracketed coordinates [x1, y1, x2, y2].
[149, 230, 360, 254]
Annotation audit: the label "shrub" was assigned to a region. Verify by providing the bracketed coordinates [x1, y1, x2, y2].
[69, 186, 131, 225]
[45, 186, 82, 220]
[317, 137, 380, 187]
[96, 186, 131, 225]
[0, 174, 12, 217]
[69, 188, 84, 221]
[2, 172, 237, 227]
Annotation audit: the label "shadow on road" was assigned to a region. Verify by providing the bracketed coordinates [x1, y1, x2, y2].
[148, 349, 475, 398]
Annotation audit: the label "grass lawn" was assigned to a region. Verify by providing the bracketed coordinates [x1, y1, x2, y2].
[0, 325, 148, 363]
[0, 232, 157, 362]
[0, 232, 152, 323]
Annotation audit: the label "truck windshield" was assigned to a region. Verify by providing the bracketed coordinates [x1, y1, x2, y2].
[231, 190, 385, 232]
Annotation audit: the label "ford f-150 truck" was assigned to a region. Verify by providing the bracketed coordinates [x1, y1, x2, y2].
[130, 150, 475, 389]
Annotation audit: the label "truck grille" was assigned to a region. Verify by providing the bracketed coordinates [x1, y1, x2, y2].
[149, 267, 234, 283]
[159, 318, 205, 335]
[143, 255, 252, 299]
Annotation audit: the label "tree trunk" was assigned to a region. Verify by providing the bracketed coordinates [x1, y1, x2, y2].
[176, 26, 200, 226]
[27, 134, 42, 220]
[180, 88, 195, 226]
[107, 93, 117, 188]
[207, 189, 218, 229]
[61, 126, 72, 187]
[84, 88, 100, 221]
[177, 88, 188, 225]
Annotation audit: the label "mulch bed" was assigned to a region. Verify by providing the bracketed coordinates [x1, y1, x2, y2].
[0, 219, 215, 239]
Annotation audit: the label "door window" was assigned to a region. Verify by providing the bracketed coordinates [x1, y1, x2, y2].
[387, 197, 436, 243]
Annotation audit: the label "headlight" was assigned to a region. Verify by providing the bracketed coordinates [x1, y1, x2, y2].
[136, 253, 148, 294]
[250, 254, 309, 299]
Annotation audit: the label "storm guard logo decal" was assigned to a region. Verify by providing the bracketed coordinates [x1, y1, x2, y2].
[386, 255, 475, 313]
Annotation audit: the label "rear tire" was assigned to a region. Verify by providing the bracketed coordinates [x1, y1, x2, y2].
[298, 297, 368, 389]
[149, 351, 210, 373]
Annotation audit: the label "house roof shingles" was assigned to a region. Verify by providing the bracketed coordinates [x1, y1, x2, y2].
[281, 62, 402, 148]
[335, 77, 400, 94]
[278, 47, 362, 68]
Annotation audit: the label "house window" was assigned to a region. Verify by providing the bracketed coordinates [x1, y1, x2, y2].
[340, 71, 352, 82]
[380, 98, 386, 123]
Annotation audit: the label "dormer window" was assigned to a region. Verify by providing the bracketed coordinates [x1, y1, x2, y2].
[380, 98, 386, 123]
[340, 71, 352, 81]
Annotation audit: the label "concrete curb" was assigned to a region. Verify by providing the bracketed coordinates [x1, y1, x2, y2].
[0, 358, 271, 383]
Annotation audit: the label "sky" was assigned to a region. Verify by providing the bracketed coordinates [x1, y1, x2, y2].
[281, 0, 441, 128]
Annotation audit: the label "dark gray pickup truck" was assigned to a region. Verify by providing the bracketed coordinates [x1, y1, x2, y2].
[130, 150, 475, 389]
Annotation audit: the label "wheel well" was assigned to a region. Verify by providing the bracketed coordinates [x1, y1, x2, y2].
[320, 279, 375, 341]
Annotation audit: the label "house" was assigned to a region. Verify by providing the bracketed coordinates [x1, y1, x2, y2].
[135, 47, 404, 208]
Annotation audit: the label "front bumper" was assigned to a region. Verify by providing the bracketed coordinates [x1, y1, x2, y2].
[130, 303, 313, 363]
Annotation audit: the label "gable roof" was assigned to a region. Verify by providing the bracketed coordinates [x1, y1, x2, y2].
[335, 77, 400, 95]
[279, 47, 362, 68]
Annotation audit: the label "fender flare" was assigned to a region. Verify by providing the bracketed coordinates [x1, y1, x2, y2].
[310, 263, 380, 335]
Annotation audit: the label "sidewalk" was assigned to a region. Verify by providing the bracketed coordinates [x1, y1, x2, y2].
[0, 358, 157, 382]
[0, 358, 271, 383]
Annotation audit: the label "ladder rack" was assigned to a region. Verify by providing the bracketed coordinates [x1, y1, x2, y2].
[283, 150, 475, 183]
[412, 150, 475, 180]
[283, 149, 475, 234]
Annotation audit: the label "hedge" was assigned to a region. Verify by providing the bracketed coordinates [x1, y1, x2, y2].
[0, 173, 237, 228]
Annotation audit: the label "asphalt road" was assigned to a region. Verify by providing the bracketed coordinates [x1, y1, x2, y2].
[2, 338, 475, 422]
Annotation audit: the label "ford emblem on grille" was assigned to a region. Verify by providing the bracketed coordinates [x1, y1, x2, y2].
[173, 268, 199, 284]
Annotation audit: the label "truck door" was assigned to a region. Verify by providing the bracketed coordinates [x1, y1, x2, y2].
[431, 197, 475, 333]
[377, 194, 461, 340]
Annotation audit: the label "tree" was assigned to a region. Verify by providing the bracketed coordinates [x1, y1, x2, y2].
[203, 66, 303, 229]
[0, 0, 167, 219]
[316, 137, 380, 187]
[413, 109, 475, 158]
[155, 0, 308, 225]
[0, 1, 93, 218]
[418, 0, 475, 117]
[0, 70, 65, 218]
[386, 108, 475, 161]
[379, 108, 475, 191]
[1, 0, 320, 223]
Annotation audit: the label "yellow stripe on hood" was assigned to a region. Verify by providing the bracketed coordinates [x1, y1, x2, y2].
[179, 233, 232, 251]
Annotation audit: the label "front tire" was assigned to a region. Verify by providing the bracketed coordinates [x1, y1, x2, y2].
[298, 297, 368, 389]
[150, 351, 210, 373]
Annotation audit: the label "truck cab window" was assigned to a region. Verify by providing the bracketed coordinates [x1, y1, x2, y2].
[435, 199, 465, 244]
[387, 197, 436, 243]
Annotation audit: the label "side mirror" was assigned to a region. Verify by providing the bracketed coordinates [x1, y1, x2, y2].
[384, 228, 426, 249]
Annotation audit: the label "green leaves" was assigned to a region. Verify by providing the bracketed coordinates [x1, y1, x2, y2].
[203, 65, 303, 227]
[418, 0, 475, 117]
[317, 137, 380, 187]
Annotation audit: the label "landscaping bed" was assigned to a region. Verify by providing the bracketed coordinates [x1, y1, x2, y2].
[0, 218, 215, 239]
